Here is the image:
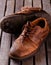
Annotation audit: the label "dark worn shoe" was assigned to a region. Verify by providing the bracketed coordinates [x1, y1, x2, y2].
[0, 7, 41, 35]
[9, 17, 49, 60]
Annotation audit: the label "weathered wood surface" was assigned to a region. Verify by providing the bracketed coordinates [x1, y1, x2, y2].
[43, 0, 51, 14]
[33, 0, 41, 8]
[42, 0, 51, 65]
[24, 0, 32, 7]
[0, 0, 6, 42]
[0, 0, 51, 65]
[0, 0, 14, 65]
[15, 0, 23, 12]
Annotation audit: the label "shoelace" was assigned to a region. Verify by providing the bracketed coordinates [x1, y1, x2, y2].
[21, 22, 34, 40]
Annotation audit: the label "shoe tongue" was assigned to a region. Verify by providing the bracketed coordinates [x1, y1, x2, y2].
[29, 25, 42, 43]
[34, 25, 42, 30]
[26, 22, 42, 31]
[30, 25, 42, 35]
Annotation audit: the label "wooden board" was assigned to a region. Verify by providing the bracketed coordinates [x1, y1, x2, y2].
[24, 0, 32, 7]
[15, 0, 23, 12]
[0, 0, 14, 65]
[33, 0, 47, 65]
[35, 44, 47, 65]
[0, 0, 6, 19]
[43, 0, 51, 15]
[33, 0, 41, 8]
[42, 0, 51, 65]
[0, 0, 6, 41]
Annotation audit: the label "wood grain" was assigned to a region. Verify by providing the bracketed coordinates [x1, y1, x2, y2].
[0, 0, 6, 41]
[15, 0, 23, 12]
[24, 0, 32, 7]
[0, 0, 6, 19]
[43, 0, 51, 15]
[0, 0, 14, 65]
[33, 0, 41, 8]
[42, 0, 51, 65]
[35, 44, 47, 65]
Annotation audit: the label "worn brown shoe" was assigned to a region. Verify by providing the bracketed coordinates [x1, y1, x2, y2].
[17, 7, 41, 14]
[0, 7, 41, 35]
[9, 17, 49, 60]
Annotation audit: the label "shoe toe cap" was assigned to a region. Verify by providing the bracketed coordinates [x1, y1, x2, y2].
[9, 41, 22, 59]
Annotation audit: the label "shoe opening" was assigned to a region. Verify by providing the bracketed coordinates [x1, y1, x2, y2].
[37, 19, 45, 28]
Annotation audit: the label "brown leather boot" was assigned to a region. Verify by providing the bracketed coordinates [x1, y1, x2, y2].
[9, 17, 49, 60]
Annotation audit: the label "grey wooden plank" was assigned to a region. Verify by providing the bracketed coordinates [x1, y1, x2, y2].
[0, 0, 6, 40]
[15, 0, 23, 12]
[0, 0, 6, 19]
[24, 0, 32, 7]
[33, 0, 46, 65]
[10, 60, 21, 65]
[33, 0, 41, 8]
[35, 44, 46, 65]
[0, 0, 14, 65]
[43, 0, 51, 15]
[22, 0, 33, 65]
[5, 0, 14, 15]
[10, 0, 23, 65]
[0, 33, 11, 65]
[43, 0, 51, 65]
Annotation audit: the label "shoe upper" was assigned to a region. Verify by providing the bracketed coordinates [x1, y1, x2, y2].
[9, 17, 49, 59]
